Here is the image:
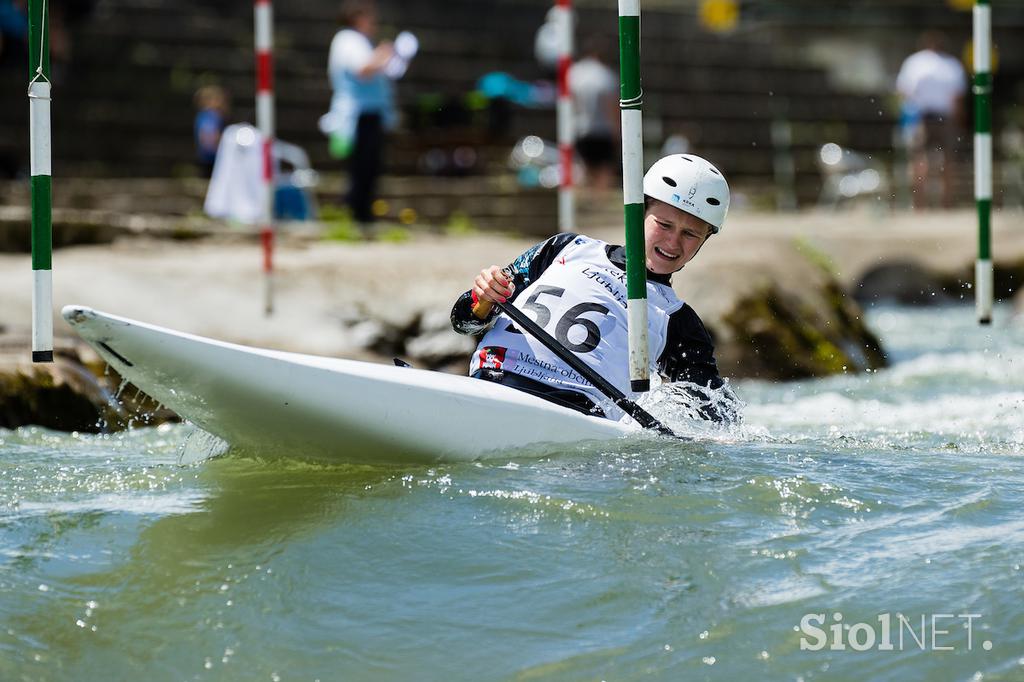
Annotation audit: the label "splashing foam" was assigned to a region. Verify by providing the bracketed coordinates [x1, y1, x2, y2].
[637, 377, 751, 440]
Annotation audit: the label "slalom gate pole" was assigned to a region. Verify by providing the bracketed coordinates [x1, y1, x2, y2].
[255, 0, 275, 315]
[974, 0, 993, 325]
[28, 0, 53, 363]
[556, 0, 575, 231]
[618, 0, 650, 392]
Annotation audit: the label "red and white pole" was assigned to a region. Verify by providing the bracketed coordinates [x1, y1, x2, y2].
[255, 0, 275, 315]
[555, 0, 574, 231]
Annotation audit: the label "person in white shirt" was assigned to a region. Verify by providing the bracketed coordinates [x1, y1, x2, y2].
[325, 0, 395, 228]
[896, 31, 967, 208]
[568, 37, 619, 191]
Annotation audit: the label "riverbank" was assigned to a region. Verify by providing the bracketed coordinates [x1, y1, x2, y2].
[3, 207, 1020, 345]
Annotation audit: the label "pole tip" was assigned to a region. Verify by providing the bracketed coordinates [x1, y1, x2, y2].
[630, 379, 650, 392]
[32, 350, 54, 363]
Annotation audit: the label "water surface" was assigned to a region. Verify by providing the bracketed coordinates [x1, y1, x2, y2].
[2, 305, 1022, 680]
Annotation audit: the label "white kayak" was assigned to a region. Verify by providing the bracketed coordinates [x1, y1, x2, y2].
[62, 306, 638, 464]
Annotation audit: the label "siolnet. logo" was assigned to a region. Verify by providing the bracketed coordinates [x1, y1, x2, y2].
[796, 612, 991, 652]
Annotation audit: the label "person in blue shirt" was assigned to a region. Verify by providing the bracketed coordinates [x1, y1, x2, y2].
[325, 0, 396, 229]
[193, 85, 229, 178]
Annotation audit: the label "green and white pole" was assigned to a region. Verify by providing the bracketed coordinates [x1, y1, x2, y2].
[28, 0, 53, 363]
[618, 0, 649, 392]
[974, 0, 993, 325]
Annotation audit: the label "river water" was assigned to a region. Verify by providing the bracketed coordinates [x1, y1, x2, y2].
[2, 304, 1022, 681]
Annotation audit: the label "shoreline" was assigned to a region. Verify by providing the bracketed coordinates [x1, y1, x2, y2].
[2, 207, 1021, 349]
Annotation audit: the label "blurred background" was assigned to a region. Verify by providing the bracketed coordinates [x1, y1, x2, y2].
[0, 0, 1022, 233]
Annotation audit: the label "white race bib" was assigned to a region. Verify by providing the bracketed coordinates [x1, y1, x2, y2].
[472, 236, 683, 419]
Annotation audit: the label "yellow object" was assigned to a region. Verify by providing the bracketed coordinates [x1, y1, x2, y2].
[946, 0, 973, 11]
[372, 199, 389, 217]
[963, 40, 999, 73]
[699, 0, 739, 34]
[399, 208, 417, 225]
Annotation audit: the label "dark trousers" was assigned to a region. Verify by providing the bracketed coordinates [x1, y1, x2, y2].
[347, 113, 384, 224]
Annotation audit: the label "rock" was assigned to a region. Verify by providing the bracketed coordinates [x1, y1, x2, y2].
[0, 340, 179, 432]
[332, 303, 420, 357]
[347, 319, 393, 351]
[401, 309, 475, 368]
[720, 281, 886, 380]
[934, 256, 1024, 303]
[689, 237, 888, 381]
[853, 261, 954, 306]
[996, 258, 1024, 300]
[0, 352, 115, 432]
[405, 328, 476, 368]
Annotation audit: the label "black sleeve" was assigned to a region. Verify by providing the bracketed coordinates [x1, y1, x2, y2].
[450, 232, 579, 335]
[658, 304, 729, 421]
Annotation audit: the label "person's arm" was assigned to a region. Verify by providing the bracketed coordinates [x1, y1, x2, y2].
[657, 304, 731, 421]
[450, 232, 578, 335]
[329, 30, 394, 82]
[356, 41, 395, 79]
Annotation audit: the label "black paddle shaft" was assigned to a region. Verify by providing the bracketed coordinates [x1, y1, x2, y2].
[494, 301, 677, 437]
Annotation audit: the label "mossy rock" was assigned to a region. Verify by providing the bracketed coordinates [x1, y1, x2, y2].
[0, 346, 179, 433]
[0, 356, 112, 432]
[721, 281, 887, 380]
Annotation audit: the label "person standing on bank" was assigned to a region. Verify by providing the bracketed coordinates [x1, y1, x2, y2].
[326, 0, 395, 230]
[451, 154, 732, 422]
[895, 31, 967, 209]
[193, 85, 230, 178]
[568, 36, 619, 191]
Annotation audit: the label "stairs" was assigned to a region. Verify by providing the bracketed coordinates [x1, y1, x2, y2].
[1, 0, 1018, 220]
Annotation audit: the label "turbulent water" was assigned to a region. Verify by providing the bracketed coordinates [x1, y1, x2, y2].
[2, 304, 1022, 681]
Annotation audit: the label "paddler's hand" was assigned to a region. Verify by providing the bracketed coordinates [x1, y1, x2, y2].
[472, 266, 514, 319]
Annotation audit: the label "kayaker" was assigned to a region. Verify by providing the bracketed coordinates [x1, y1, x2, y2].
[451, 153, 732, 422]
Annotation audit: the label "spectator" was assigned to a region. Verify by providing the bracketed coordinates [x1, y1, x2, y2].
[569, 36, 619, 191]
[193, 85, 229, 178]
[896, 31, 968, 209]
[324, 0, 395, 231]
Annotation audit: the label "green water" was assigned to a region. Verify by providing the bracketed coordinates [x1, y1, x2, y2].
[2, 305, 1022, 681]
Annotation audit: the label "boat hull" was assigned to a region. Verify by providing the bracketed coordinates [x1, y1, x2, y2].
[62, 306, 636, 463]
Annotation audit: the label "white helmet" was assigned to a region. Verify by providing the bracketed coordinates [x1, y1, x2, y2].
[642, 154, 730, 233]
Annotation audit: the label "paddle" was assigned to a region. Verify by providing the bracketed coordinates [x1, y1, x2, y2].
[472, 296, 677, 438]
